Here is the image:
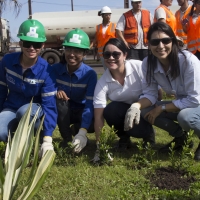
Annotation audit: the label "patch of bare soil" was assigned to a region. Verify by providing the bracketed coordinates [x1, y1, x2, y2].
[149, 167, 196, 190]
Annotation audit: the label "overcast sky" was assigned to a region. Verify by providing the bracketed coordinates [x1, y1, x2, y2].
[1, 0, 186, 42]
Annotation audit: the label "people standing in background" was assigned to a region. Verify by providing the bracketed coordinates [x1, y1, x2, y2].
[182, 0, 200, 59]
[52, 29, 97, 153]
[154, 0, 176, 34]
[116, 0, 153, 61]
[175, 0, 191, 49]
[91, 6, 116, 70]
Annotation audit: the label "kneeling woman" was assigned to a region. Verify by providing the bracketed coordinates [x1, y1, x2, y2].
[52, 29, 97, 153]
[124, 22, 200, 160]
[93, 38, 155, 159]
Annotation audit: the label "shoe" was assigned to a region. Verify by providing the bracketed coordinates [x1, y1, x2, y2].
[194, 143, 200, 161]
[143, 131, 156, 148]
[159, 131, 193, 153]
[114, 137, 132, 152]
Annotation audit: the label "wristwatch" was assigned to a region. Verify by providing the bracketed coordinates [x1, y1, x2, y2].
[161, 104, 166, 112]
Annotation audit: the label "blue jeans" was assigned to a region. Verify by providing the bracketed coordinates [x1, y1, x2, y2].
[141, 101, 200, 138]
[0, 103, 43, 142]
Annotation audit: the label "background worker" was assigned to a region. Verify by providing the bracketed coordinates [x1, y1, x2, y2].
[154, 0, 177, 34]
[91, 6, 116, 70]
[175, 0, 191, 49]
[0, 19, 57, 157]
[116, 0, 153, 61]
[52, 29, 97, 153]
[182, 0, 200, 60]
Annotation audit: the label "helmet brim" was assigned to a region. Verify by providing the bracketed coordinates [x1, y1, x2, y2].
[17, 35, 46, 42]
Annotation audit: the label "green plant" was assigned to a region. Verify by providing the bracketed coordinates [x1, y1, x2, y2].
[98, 126, 117, 165]
[0, 102, 56, 200]
[169, 131, 194, 171]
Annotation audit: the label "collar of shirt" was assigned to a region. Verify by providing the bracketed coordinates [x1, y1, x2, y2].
[102, 22, 110, 27]
[12, 52, 45, 75]
[59, 62, 85, 80]
[105, 61, 134, 82]
[154, 59, 171, 74]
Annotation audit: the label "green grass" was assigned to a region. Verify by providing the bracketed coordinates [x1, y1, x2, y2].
[10, 126, 200, 200]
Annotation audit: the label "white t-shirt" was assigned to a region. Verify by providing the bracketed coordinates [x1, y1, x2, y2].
[154, 7, 166, 20]
[93, 60, 143, 108]
[116, 10, 153, 49]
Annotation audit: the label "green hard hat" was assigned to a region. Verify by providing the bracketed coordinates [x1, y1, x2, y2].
[17, 19, 46, 42]
[62, 29, 90, 49]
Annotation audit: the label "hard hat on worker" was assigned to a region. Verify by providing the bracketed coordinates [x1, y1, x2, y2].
[17, 19, 46, 42]
[62, 28, 90, 49]
[100, 6, 112, 14]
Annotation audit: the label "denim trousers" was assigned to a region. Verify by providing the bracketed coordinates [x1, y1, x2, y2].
[0, 103, 43, 142]
[103, 101, 154, 140]
[141, 101, 200, 138]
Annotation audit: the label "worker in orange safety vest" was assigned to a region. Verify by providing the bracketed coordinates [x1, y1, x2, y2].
[116, 0, 153, 61]
[90, 6, 116, 70]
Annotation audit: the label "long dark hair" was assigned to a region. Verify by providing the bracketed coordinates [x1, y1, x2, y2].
[146, 22, 185, 85]
[190, 0, 198, 16]
[103, 38, 127, 55]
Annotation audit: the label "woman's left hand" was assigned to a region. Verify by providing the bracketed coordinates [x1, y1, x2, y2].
[144, 105, 162, 125]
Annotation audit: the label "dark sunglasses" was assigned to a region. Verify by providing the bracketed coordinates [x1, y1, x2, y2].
[149, 38, 173, 46]
[22, 41, 43, 49]
[103, 51, 121, 59]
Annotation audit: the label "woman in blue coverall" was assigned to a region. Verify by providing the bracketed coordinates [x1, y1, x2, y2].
[52, 29, 97, 153]
[0, 19, 57, 157]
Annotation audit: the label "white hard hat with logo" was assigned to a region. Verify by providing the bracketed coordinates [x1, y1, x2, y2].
[100, 6, 112, 14]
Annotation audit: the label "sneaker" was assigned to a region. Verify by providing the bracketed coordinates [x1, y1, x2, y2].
[143, 131, 156, 148]
[194, 143, 200, 161]
[114, 137, 132, 152]
[159, 131, 193, 153]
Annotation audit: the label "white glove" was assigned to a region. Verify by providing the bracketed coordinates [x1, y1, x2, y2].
[39, 136, 54, 158]
[72, 128, 87, 153]
[124, 104, 141, 131]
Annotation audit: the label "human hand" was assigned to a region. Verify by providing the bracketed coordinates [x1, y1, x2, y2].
[124, 104, 141, 131]
[72, 128, 87, 153]
[56, 90, 69, 101]
[144, 105, 162, 125]
[39, 136, 54, 159]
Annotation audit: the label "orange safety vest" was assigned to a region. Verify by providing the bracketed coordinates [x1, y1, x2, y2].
[123, 9, 151, 45]
[96, 22, 116, 57]
[175, 6, 191, 45]
[187, 15, 200, 54]
[154, 4, 176, 34]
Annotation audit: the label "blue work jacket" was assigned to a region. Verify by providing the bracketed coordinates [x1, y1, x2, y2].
[0, 52, 57, 137]
[52, 62, 97, 129]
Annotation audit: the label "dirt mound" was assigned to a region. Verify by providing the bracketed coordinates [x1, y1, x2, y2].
[149, 167, 196, 190]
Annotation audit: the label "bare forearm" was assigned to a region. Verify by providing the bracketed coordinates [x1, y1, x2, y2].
[94, 108, 104, 141]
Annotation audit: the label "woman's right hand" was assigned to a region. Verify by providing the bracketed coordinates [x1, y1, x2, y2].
[56, 90, 69, 101]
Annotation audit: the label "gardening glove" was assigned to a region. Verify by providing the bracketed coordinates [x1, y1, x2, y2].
[39, 136, 54, 158]
[72, 128, 87, 153]
[124, 103, 141, 131]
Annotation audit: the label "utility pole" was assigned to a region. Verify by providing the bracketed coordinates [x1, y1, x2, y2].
[71, 0, 73, 11]
[124, 0, 129, 8]
[28, 0, 32, 19]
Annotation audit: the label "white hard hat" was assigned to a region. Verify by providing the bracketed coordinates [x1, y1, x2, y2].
[131, 0, 142, 2]
[100, 6, 112, 14]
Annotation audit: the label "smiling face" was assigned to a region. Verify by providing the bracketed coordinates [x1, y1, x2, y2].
[149, 30, 173, 63]
[103, 44, 127, 71]
[19, 40, 43, 61]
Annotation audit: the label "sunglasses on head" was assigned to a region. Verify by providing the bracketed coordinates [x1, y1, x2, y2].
[103, 51, 121, 59]
[22, 41, 43, 49]
[149, 38, 173, 46]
